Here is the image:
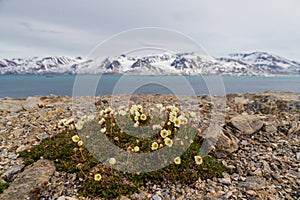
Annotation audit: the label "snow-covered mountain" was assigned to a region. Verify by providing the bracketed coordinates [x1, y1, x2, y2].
[0, 52, 299, 76]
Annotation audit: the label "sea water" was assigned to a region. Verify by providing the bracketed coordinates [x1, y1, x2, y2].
[0, 75, 299, 98]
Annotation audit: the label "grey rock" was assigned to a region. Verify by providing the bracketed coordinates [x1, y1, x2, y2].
[239, 176, 267, 190]
[214, 129, 239, 158]
[230, 114, 264, 134]
[152, 194, 162, 200]
[8, 105, 23, 113]
[57, 196, 77, 200]
[23, 96, 44, 110]
[1, 164, 25, 182]
[296, 152, 300, 161]
[0, 159, 55, 200]
[7, 153, 17, 160]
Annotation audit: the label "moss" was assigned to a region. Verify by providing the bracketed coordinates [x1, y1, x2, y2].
[19, 120, 226, 199]
[0, 182, 10, 194]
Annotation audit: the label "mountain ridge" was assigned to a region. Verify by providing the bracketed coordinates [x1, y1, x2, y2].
[0, 52, 299, 76]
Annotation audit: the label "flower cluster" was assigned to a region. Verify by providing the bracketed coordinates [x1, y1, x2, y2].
[56, 118, 75, 130]
[149, 104, 188, 152]
[54, 102, 203, 183]
[98, 107, 114, 134]
[128, 104, 150, 127]
[72, 134, 84, 147]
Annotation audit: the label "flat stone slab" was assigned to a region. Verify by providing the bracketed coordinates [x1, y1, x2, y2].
[0, 159, 55, 200]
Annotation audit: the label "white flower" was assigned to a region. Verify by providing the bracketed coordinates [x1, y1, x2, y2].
[152, 124, 162, 130]
[77, 140, 83, 146]
[174, 157, 181, 165]
[134, 115, 139, 122]
[178, 115, 188, 125]
[134, 111, 140, 117]
[164, 137, 173, 147]
[82, 115, 87, 121]
[98, 118, 106, 125]
[137, 104, 143, 111]
[194, 155, 203, 165]
[94, 174, 101, 181]
[87, 115, 95, 121]
[69, 124, 75, 130]
[155, 104, 165, 112]
[174, 118, 181, 127]
[109, 158, 117, 165]
[134, 146, 140, 152]
[151, 142, 159, 150]
[75, 120, 84, 130]
[160, 129, 169, 138]
[130, 105, 138, 115]
[190, 112, 197, 118]
[104, 107, 113, 114]
[140, 114, 147, 121]
[118, 110, 127, 116]
[173, 106, 179, 113]
[118, 106, 125, 111]
[100, 127, 106, 133]
[65, 118, 74, 125]
[72, 135, 80, 143]
[133, 121, 139, 127]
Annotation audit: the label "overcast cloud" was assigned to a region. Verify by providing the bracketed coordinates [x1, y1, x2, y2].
[0, 0, 299, 60]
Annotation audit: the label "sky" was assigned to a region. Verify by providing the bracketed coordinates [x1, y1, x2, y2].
[0, 0, 300, 60]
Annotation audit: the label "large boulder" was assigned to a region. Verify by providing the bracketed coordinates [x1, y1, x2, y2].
[229, 114, 264, 134]
[214, 129, 240, 158]
[0, 159, 55, 200]
[23, 96, 44, 110]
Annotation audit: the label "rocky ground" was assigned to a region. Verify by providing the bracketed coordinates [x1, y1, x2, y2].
[0, 92, 299, 200]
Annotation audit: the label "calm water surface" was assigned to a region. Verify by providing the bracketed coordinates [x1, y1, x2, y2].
[0, 75, 299, 98]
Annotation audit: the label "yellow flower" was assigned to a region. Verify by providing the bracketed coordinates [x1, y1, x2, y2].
[174, 118, 181, 127]
[160, 129, 169, 138]
[100, 127, 106, 133]
[174, 157, 181, 165]
[169, 111, 177, 119]
[173, 106, 179, 113]
[151, 142, 159, 150]
[72, 135, 80, 143]
[94, 174, 101, 181]
[98, 118, 106, 125]
[134, 115, 139, 121]
[164, 137, 173, 147]
[194, 156, 203, 165]
[77, 140, 83, 146]
[134, 146, 140, 152]
[109, 158, 116, 165]
[140, 114, 147, 121]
